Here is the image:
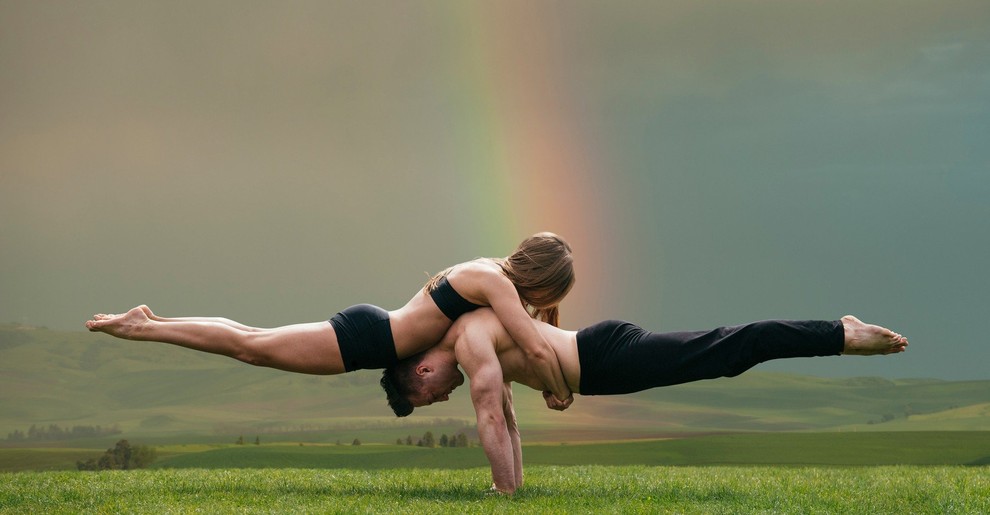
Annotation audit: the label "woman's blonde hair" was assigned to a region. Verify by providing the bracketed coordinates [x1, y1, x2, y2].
[424, 232, 575, 326]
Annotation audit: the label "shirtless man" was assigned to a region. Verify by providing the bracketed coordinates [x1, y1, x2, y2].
[380, 309, 908, 494]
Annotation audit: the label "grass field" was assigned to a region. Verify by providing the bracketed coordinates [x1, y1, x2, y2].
[2, 430, 988, 513]
[2, 465, 988, 513]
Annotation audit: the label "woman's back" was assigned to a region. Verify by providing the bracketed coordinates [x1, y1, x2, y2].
[388, 285, 455, 358]
[389, 259, 503, 358]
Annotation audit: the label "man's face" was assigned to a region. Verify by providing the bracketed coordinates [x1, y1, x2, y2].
[407, 363, 465, 408]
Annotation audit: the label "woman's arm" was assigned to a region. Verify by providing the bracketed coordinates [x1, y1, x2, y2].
[475, 271, 573, 408]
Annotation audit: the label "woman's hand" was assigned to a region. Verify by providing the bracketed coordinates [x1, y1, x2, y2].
[543, 390, 573, 411]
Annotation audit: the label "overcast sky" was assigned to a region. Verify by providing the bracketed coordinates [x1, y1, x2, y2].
[2, 1, 988, 380]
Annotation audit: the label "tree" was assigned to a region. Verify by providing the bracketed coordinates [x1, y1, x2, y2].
[236, 435, 244, 445]
[439, 434, 449, 447]
[130, 444, 157, 469]
[76, 458, 98, 471]
[254, 436, 260, 446]
[111, 439, 132, 467]
[76, 440, 156, 471]
[352, 438, 361, 446]
[405, 435, 413, 446]
[99, 452, 121, 470]
[421, 431, 435, 448]
[48, 424, 65, 440]
[396, 438, 403, 445]
[455, 433, 469, 448]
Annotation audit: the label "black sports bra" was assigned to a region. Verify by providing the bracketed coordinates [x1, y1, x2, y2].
[430, 276, 484, 321]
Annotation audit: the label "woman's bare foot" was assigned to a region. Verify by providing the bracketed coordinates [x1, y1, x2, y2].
[138, 305, 165, 321]
[85, 305, 153, 340]
[841, 315, 909, 355]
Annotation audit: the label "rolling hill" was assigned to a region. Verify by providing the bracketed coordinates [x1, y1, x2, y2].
[2, 324, 988, 443]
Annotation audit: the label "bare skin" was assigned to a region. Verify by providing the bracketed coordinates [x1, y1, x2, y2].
[840, 315, 908, 355]
[401, 312, 910, 407]
[85, 232, 577, 408]
[90, 305, 262, 334]
[87, 305, 339, 375]
[398, 310, 910, 493]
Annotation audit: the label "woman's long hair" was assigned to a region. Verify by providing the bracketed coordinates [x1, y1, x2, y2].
[424, 232, 575, 327]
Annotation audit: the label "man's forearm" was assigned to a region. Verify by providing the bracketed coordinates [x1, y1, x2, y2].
[508, 413, 522, 488]
[501, 382, 523, 488]
[476, 409, 516, 493]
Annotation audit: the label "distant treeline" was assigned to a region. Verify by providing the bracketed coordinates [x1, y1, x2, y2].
[397, 430, 471, 448]
[213, 417, 471, 436]
[6, 423, 122, 441]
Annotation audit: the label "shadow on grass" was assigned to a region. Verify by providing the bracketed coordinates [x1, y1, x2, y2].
[161, 479, 752, 504]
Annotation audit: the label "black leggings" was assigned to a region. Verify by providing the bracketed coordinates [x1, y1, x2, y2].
[576, 319, 844, 395]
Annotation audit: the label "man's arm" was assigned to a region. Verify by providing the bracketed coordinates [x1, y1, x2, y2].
[455, 324, 520, 493]
[502, 382, 523, 488]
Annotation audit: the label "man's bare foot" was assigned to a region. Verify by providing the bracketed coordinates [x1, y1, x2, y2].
[85, 305, 153, 340]
[841, 315, 909, 355]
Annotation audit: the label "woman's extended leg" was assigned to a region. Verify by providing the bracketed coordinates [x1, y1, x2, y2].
[135, 305, 266, 332]
[86, 306, 345, 375]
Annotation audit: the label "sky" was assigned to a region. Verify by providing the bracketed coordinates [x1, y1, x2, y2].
[1, 1, 988, 380]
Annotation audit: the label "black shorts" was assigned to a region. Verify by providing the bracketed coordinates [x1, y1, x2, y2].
[329, 304, 397, 372]
[576, 319, 843, 395]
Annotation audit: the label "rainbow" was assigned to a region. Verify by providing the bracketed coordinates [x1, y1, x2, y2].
[445, 2, 617, 326]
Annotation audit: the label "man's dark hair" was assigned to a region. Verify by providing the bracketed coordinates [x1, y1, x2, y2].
[380, 354, 424, 417]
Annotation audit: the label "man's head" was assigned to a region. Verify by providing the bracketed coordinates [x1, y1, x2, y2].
[380, 351, 464, 417]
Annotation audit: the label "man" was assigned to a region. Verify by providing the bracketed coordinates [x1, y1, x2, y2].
[380, 309, 908, 494]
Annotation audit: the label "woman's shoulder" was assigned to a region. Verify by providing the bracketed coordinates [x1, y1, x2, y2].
[449, 258, 503, 277]
[447, 259, 509, 291]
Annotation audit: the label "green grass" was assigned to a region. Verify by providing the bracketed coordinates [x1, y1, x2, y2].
[1, 466, 987, 513]
[0, 448, 99, 473]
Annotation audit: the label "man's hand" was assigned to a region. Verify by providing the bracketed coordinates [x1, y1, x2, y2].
[485, 483, 513, 496]
[543, 390, 573, 411]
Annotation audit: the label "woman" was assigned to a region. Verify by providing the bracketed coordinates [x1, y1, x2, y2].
[86, 232, 576, 408]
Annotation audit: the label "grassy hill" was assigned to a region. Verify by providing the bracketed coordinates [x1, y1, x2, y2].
[2, 324, 989, 444]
